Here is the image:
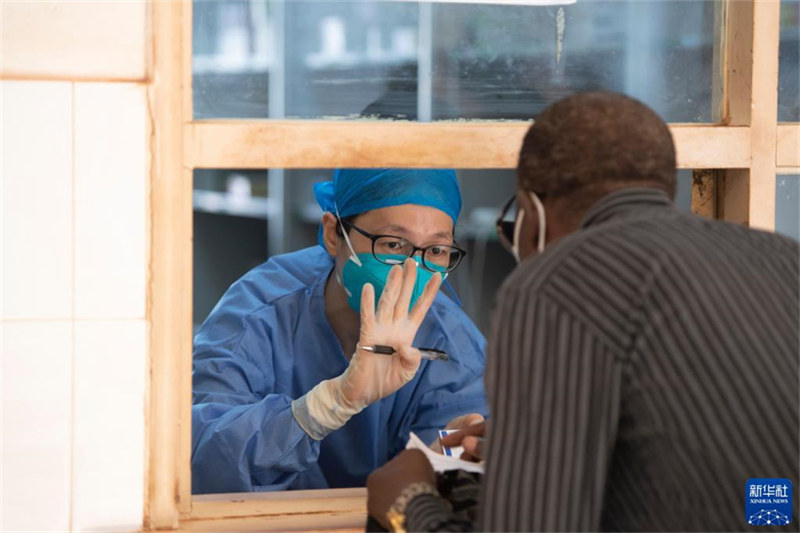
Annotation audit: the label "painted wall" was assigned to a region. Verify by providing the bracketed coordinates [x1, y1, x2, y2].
[1, 2, 149, 531]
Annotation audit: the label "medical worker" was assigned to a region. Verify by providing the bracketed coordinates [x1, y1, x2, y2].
[191, 169, 488, 494]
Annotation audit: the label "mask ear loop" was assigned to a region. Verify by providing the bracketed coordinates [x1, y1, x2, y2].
[529, 191, 547, 253]
[511, 207, 524, 263]
[335, 203, 362, 267]
[511, 191, 547, 262]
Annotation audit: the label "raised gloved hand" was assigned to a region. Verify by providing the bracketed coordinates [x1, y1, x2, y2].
[292, 258, 442, 440]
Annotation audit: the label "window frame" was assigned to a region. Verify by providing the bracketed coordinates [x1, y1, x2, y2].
[146, 0, 800, 530]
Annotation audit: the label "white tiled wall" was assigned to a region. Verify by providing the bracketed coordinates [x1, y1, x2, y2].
[0, 1, 147, 80]
[1, 83, 148, 532]
[1, 82, 74, 320]
[72, 320, 146, 532]
[3, 3, 149, 530]
[1, 321, 74, 532]
[74, 84, 148, 320]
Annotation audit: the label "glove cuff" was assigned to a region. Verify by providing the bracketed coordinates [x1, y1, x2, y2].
[291, 376, 366, 440]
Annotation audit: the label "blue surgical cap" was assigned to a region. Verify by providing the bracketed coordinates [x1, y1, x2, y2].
[314, 168, 462, 245]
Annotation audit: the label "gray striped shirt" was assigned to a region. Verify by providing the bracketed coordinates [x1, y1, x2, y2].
[407, 188, 799, 532]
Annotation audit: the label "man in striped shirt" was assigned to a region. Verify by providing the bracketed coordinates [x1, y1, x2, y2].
[366, 92, 799, 532]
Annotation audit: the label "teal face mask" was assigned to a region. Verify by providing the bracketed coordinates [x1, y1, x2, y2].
[334, 205, 447, 313]
[340, 253, 445, 313]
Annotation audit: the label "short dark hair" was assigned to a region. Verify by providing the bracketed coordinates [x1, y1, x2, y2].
[518, 92, 676, 215]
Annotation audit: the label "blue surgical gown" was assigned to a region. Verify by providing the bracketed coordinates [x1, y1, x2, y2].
[191, 247, 488, 493]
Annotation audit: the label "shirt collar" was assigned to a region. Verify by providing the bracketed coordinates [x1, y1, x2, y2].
[580, 187, 674, 229]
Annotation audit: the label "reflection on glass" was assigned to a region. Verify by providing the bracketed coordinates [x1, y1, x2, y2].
[193, 0, 716, 121]
[776, 175, 799, 241]
[193, 1, 272, 118]
[428, 2, 714, 121]
[779, 0, 800, 121]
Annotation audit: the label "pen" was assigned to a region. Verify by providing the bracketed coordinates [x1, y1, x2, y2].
[359, 344, 450, 361]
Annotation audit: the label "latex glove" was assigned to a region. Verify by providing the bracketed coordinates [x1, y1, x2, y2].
[293, 259, 442, 439]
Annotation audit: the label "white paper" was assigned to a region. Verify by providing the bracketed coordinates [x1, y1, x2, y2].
[406, 431, 485, 474]
[439, 429, 464, 458]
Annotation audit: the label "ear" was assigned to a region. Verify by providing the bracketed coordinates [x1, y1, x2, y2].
[321, 212, 342, 257]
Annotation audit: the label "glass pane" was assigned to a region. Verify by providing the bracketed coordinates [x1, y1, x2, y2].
[675, 169, 693, 213]
[193, 170, 270, 330]
[193, 168, 694, 331]
[192, 168, 519, 333]
[429, 1, 714, 121]
[193, 2, 271, 118]
[193, 0, 717, 122]
[776, 174, 799, 241]
[779, 0, 800, 122]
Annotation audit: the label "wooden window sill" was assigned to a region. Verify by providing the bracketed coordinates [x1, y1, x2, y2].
[177, 488, 367, 532]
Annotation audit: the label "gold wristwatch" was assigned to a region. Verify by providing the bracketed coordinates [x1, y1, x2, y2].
[386, 481, 440, 533]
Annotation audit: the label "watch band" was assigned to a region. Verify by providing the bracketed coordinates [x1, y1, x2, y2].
[386, 481, 440, 533]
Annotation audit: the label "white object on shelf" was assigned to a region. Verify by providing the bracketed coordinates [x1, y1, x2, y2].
[300, 202, 325, 224]
[193, 190, 277, 220]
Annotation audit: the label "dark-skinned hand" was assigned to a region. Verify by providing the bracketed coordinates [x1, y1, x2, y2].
[439, 420, 487, 462]
[429, 413, 484, 454]
[366, 449, 436, 530]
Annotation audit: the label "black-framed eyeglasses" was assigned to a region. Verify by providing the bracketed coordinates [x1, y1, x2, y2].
[496, 194, 518, 253]
[341, 220, 466, 273]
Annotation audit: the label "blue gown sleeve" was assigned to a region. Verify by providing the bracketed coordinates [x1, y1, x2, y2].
[191, 307, 321, 494]
[410, 365, 489, 446]
[407, 310, 490, 447]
